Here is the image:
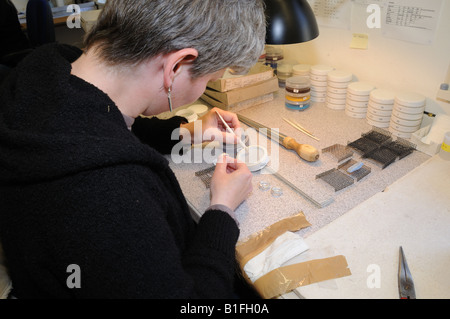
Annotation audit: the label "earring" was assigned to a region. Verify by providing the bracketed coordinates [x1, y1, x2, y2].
[167, 86, 173, 112]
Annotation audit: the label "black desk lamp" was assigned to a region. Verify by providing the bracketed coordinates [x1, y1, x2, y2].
[265, 0, 319, 44]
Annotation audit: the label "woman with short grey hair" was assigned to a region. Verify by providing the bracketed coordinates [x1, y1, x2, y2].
[0, 0, 266, 298]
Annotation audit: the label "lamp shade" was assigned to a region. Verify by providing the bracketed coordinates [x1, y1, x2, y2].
[265, 0, 319, 44]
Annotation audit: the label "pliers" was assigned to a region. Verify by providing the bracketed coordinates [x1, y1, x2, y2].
[398, 246, 416, 299]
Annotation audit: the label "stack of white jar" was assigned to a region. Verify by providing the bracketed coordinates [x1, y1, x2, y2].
[366, 89, 396, 128]
[310, 65, 334, 103]
[345, 82, 375, 118]
[389, 92, 426, 138]
[326, 70, 353, 110]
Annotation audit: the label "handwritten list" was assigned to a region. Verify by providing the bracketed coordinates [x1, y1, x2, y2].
[307, 0, 352, 29]
[383, 0, 443, 44]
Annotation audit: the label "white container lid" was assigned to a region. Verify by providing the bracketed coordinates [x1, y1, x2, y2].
[389, 121, 420, 133]
[327, 91, 347, 99]
[370, 89, 396, 104]
[347, 99, 369, 107]
[176, 109, 198, 122]
[310, 74, 328, 81]
[393, 103, 425, 114]
[346, 104, 368, 113]
[310, 64, 334, 75]
[327, 70, 353, 83]
[368, 107, 392, 117]
[395, 92, 426, 107]
[327, 81, 351, 89]
[367, 118, 390, 128]
[311, 96, 327, 103]
[327, 101, 346, 110]
[293, 64, 311, 74]
[391, 109, 424, 121]
[346, 109, 367, 119]
[311, 85, 327, 92]
[367, 112, 391, 123]
[347, 82, 375, 96]
[310, 91, 327, 98]
[390, 114, 423, 127]
[389, 126, 414, 138]
[310, 79, 328, 87]
[188, 104, 209, 116]
[346, 92, 370, 102]
[368, 100, 394, 111]
[327, 95, 347, 105]
[328, 86, 348, 94]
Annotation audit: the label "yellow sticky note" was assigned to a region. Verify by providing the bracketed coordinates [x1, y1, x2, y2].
[350, 33, 369, 50]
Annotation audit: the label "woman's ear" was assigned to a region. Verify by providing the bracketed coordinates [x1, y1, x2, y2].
[163, 48, 199, 90]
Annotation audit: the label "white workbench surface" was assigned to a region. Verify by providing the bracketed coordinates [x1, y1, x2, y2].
[289, 154, 450, 299]
[166, 91, 447, 299]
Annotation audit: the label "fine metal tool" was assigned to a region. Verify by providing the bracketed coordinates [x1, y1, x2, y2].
[264, 167, 334, 208]
[237, 114, 319, 162]
[398, 246, 416, 299]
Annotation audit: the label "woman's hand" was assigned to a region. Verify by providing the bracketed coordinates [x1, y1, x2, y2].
[210, 154, 253, 212]
[180, 107, 242, 145]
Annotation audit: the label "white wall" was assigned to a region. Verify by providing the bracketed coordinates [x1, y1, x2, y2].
[11, 0, 76, 11]
[279, 1, 450, 120]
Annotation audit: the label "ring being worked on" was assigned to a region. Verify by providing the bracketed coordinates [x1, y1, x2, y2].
[259, 181, 271, 191]
[271, 187, 283, 197]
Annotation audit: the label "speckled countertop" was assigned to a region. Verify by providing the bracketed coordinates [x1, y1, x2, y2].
[167, 89, 430, 241]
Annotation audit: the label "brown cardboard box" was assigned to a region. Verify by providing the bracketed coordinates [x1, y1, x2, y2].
[200, 92, 274, 112]
[203, 76, 279, 106]
[206, 63, 274, 92]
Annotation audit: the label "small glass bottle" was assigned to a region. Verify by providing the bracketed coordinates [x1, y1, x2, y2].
[285, 76, 311, 111]
[439, 131, 450, 161]
[276, 63, 293, 88]
[264, 46, 284, 75]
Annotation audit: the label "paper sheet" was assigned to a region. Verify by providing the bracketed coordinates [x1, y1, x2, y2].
[307, 0, 352, 29]
[382, 0, 444, 45]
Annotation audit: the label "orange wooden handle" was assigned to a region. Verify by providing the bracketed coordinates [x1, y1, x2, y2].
[282, 137, 320, 162]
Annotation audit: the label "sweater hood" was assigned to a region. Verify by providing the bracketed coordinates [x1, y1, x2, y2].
[0, 43, 168, 184]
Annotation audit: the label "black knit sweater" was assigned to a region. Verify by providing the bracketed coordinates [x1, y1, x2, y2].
[0, 43, 239, 298]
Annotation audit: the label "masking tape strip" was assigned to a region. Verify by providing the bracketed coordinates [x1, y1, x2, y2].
[236, 212, 311, 268]
[253, 255, 352, 299]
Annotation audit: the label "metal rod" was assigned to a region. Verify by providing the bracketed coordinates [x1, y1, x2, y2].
[237, 114, 286, 144]
[263, 167, 334, 209]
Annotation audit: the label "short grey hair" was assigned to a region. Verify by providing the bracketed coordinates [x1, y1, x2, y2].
[84, 0, 266, 77]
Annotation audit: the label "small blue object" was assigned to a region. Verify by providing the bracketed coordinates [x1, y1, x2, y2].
[347, 162, 364, 173]
[285, 103, 310, 111]
[440, 83, 449, 91]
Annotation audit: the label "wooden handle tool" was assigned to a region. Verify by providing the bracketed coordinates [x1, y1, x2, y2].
[237, 114, 319, 162]
[281, 136, 319, 162]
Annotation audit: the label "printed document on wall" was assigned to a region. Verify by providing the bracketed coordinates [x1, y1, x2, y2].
[307, 0, 352, 29]
[382, 0, 443, 45]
